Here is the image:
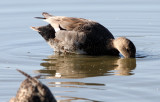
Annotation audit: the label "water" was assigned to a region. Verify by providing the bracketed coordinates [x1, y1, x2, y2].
[0, 0, 160, 102]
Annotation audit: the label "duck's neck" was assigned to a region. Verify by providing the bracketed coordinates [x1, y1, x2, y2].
[105, 39, 120, 56]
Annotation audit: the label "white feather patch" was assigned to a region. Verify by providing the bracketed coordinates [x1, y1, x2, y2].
[54, 28, 60, 32]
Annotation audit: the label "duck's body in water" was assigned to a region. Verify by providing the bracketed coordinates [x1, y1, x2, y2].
[31, 12, 136, 58]
[9, 69, 57, 102]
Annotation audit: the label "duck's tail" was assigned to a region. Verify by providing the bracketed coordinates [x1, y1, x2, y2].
[35, 12, 53, 19]
[34, 17, 46, 19]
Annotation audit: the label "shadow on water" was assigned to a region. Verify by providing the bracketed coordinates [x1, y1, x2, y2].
[35, 54, 136, 79]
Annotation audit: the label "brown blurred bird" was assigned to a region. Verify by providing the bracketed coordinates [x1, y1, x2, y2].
[9, 69, 57, 102]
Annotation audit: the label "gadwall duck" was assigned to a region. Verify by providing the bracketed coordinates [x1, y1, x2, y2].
[9, 69, 57, 102]
[31, 12, 136, 58]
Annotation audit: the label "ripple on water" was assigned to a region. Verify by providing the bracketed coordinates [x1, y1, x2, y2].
[1, 0, 160, 101]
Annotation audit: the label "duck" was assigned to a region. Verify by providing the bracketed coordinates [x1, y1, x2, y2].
[9, 69, 57, 102]
[31, 12, 136, 58]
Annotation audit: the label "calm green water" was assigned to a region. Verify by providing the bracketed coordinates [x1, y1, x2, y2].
[1, 0, 160, 102]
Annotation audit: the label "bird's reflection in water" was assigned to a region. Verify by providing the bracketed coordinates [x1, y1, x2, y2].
[35, 54, 136, 101]
[36, 54, 136, 78]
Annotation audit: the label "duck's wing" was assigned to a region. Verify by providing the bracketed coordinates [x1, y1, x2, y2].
[35, 12, 92, 32]
[35, 12, 114, 39]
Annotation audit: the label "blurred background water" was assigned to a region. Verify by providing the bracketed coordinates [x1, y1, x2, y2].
[0, 0, 160, 102]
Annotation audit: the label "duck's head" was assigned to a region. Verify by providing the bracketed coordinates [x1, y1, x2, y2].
[30, 24, 55, 41]
[113, 37, 136, 58]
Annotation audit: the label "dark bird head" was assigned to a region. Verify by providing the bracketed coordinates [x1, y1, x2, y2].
[31, 24, 55, 41]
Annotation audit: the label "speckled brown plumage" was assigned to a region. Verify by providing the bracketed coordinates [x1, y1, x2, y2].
[9, 69, 57, 102]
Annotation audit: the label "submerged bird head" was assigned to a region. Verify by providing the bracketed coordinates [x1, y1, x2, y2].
[30, 24, 55, 41]
[113, 37, 136, 58]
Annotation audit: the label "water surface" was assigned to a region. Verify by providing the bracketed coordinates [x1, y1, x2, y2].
[1, 0, 160, 102]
